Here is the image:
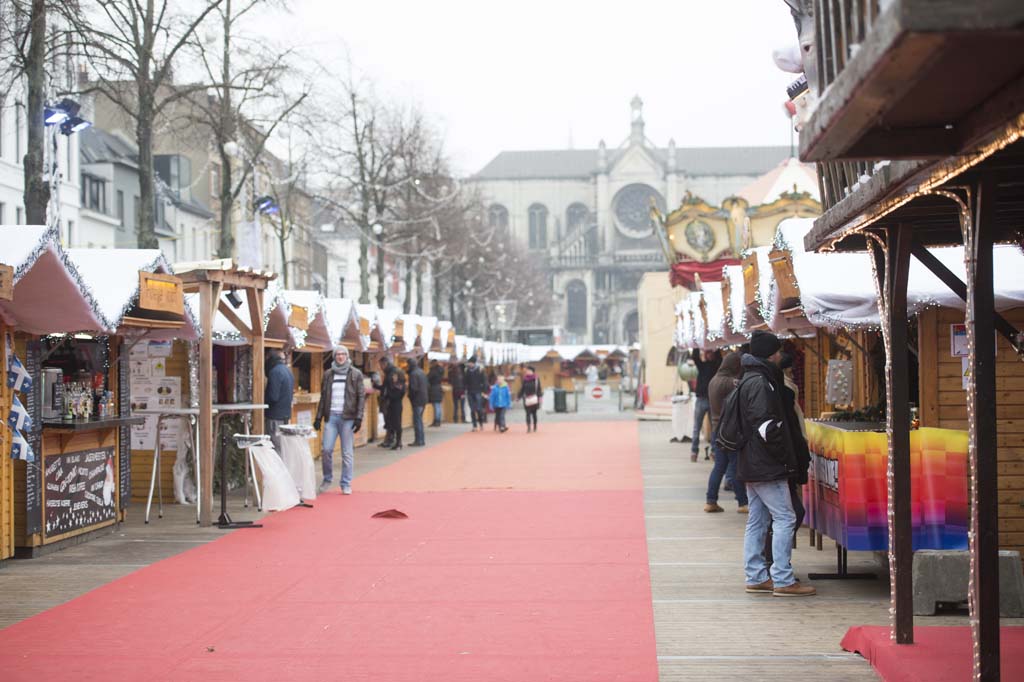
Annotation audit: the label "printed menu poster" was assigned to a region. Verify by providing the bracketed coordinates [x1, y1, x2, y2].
[130, 376, 181, 451]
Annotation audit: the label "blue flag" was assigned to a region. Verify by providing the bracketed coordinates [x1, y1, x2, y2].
[7, 353, 32, 393]
[8, 394, 31, 431]
[10, 429, 34, 462]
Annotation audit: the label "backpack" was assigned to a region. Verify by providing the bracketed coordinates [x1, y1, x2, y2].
[715, 381, 749, 452]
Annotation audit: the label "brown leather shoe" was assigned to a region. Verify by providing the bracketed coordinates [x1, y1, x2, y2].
[773, 582, 817, 597]
[690, 452, 698, 462]
[703, 503, 724, 513]
[737, 505, 749, 513]
[745, 579, 774, 593]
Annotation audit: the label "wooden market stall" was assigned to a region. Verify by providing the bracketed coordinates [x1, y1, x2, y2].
[1, 229, 197, 556]
[174, 260, 274, 527]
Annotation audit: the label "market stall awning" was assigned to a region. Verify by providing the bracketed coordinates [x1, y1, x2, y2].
[436, 321, 455, 353]
[0, 226, 106, 334]
[66, 248, 197, 339]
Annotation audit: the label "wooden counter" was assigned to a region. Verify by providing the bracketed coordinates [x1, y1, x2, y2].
[15, 424, 124, 555]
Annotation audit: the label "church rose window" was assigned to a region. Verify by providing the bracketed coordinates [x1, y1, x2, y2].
[612, 184, 665, 240]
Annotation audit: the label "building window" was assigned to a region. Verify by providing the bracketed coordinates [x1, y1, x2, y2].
[83, 176, 106, 213]
[67, 220, 75, 247]
[16, 206, 23, 224]
[566, 280, 587, 332]
[15, 103, 22, 159]
[487, 203, 508, 231]
[566, 203, 589, 234]
[0, 202, 5, 224]
[528, 203, 548, 250]
[133, 195, 140, 233]
[116, 190, 125, 228]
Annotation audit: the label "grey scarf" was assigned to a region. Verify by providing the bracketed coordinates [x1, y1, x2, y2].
[332, 360, 351, 374]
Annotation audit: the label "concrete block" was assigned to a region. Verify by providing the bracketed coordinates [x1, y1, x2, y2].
[912, 549, 1024, 617]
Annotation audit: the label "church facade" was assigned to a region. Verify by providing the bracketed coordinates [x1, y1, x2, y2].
[469, 98, 796, 345]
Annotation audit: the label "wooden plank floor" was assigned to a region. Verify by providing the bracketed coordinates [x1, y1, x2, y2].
[637, 420, 1011, 682]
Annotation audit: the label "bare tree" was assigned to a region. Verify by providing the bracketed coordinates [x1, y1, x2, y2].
[184, 0, 309, 258]
[261, 129, 313, 288]
[312, 76, 414, 305]
[0, 0, 67, 226]
[65, 0, 225, 247]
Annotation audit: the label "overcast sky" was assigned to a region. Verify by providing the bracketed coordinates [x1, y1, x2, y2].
[270, 0, 800, 175]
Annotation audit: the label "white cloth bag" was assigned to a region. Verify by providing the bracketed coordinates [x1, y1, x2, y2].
[247, 441, 301, 511]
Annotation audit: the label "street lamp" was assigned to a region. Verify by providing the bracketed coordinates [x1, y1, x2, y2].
[372, 222, 383, 236]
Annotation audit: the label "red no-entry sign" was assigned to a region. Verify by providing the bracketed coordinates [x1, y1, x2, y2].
[591, 386, 604, 400]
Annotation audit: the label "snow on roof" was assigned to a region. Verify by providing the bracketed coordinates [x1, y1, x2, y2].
[436, 320, 454, 350]
[737, 157, 820, 205]
[322, 298, 362, 348]
[724, 265, 747, 335]
[65, 248, 197, 339]
[282, 289, 332, 349]
[0, 226, 107, 334]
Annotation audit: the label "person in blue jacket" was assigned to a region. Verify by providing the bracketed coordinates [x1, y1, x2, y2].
[488, 375, 512, 433]
[264, 349, 294, 451]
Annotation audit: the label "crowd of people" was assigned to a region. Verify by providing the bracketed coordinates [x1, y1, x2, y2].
[271, 350, 548, 495]
[691, 330, 817, 598]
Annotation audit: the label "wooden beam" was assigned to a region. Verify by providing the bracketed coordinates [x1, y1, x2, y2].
[910, 238, 1021, 350]
[967, 179, 1001, 681]
[217, 300, 252, 340]
[872, 226, 914, 644]
[249, 288, 265, 435]
[198, 281, 220, 527]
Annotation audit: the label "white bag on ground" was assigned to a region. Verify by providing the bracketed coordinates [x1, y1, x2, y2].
[173, 424, 197, 505]
[278, 433, 318, 501]
[247, 441, 301, 511]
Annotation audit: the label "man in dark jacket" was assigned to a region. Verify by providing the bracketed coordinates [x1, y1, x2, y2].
[374, 356, 399, 448]
[314, 346, 365, 494]
[427, 361, 445, 427]
[690, 349, 721, 461]
[737, 331, 815, 597]
[407, 359, 429, 446]
[265, 350, 294, 452]
[704, 351, 748, 513]
[449, 363, 466, 423]
[464, 357, 488, 431]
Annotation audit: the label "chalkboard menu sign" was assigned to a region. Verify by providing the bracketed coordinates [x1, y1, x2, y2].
[118, 347, 130, 510]
[24, 341, 43, 535]
[44, 446, 117, 536]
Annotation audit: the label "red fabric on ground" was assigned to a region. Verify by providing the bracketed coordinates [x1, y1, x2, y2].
[841, 625, 1024, 681]
[0, 422, 658, 681]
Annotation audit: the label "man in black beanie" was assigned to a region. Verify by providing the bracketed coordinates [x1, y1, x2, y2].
[735, 330, 816, 597]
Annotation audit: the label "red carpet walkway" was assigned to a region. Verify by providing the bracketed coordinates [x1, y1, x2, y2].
[0, 421, 659, 681]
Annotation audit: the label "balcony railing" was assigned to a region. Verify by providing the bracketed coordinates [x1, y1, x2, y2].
[811, 0, 880, 96]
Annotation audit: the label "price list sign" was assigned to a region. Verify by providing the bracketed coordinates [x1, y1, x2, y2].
[44, 447, 117, 536]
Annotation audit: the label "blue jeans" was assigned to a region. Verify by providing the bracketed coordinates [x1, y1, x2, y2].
[453, 393, 466, 422]
[321, 414, 355, 488]
[467, 392, 484, 427]
[744, 479, 797, 587]
[691, 396, 710, 453]
[494, 407, 506, 429]
[431, 401, 443, 425]
[412, 404, 425, 444]
[706, 432, 747, 506]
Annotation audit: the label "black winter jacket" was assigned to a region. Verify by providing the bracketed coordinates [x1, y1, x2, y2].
[692, 349, 721, 399]
[735, 355, 799, 483]
[427, 365, 445, 403]
[780, 382, 811, 485]
[464, 365, 487, 394]
[408, 366, 429, 407]
[448, 365, 465, 393]
[265, 356, 294, 420]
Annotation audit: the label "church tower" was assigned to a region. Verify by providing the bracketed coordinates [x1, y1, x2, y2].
[630, 95, 645, 147]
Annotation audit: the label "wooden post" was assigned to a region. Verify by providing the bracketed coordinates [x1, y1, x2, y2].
[871, 225, 914, 644]
[199, 281, 215, 527]
[966, 180, 1000, 681]
[248, 287, 265, 434]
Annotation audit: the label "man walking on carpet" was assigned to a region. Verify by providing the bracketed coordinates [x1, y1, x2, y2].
[728, 330, 815, 597]
[407, 358, 429, 447]
[314, 345, 365, 495]
[464, 357, 488, 431]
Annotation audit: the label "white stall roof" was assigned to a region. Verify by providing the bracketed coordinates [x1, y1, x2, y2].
[0, 227, 106, 334]
[322, 298, 362, 348]
[283, 289, 332, 349]
[724, 264, 748, 335]
[67, 248, 198, 339]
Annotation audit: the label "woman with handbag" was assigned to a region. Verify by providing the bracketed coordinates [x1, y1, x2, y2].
[518, 365, 542, 433]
